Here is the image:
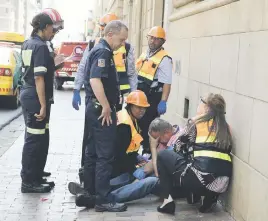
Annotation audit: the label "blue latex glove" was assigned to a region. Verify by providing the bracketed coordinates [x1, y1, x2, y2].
[157, 100, 167, 115]
[72, 89, 81, 110]
[137, 154, 150, 163]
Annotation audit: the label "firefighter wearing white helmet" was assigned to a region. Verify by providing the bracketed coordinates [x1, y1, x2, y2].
[20, 8, 63, 193]
[136, 26, 173, 154]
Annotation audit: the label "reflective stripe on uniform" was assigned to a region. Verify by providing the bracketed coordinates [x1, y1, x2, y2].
[116, 66, 126, 72]
[34, 66, 47, 73]
[26, 127, 46, 135]
[22, 50, 33, 66]
[120, 84, 131, 90]
[195, 136, 216, 143]
[194, 150, 231, 162]
[46, 123, 49, 129]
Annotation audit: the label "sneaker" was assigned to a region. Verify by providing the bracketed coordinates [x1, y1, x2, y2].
[95, 202, 127, 212]
[75, 193, 95, 208]
[21, 182, 51, 193]
[68, 182, 86, 195]
[42, 171, 51, 177]
[199, 195, 218, 213]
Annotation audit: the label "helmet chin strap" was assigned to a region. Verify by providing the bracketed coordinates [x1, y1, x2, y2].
[127, 106, 136, 120]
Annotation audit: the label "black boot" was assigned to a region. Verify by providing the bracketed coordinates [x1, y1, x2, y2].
[21, 182, 51, 193]
[199, 194, 218, 213]
[78, 167, 84, 184]
[39, 178, 55, 188]
[42, 171, 51, 177]
[157, 201, 175, 215]
[68, 182, 86, 195]
[75, 193, 96, 208]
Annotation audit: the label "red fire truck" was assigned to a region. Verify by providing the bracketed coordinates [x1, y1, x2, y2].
[54, 42, 88, 90]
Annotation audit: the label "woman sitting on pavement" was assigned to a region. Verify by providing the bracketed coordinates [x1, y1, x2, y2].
[156, 93, 233, 215]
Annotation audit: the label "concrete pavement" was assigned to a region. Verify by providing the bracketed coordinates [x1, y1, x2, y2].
[0, 87, 234, 221]
[0, 106, 22, 130]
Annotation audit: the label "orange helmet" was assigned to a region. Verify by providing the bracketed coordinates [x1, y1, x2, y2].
[125, 90, 150, 107]
[99, 13, 118, 29]
[148, 26, 166, 40]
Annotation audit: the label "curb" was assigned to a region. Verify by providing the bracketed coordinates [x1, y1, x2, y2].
[0, 111, 22, 131]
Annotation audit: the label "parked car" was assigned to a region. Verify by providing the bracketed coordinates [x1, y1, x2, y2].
[0, 42, 22, 109]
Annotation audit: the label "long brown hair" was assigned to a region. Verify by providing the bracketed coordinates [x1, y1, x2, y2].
[193, 93, 232, 152]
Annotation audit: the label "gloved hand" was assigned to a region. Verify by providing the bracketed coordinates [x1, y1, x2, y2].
[72, 89, 81, 110]
[157, 100, 167, 115]
[137, 154, 150, 163]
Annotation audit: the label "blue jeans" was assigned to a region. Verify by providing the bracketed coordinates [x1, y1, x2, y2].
[110, 173, 159, 203]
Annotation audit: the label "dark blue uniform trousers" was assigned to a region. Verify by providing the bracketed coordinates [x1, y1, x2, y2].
[83, 100, 117, 204]
[20, 90, 51, 183]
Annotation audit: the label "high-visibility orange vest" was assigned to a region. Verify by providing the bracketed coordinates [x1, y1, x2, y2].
[136, 49, 170, 86]
[117, 109, 143, 153]
[193, 120, 232, 176]
[113, 45, 130, 91]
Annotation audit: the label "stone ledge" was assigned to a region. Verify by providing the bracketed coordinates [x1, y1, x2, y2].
[169, 0, 239, 22]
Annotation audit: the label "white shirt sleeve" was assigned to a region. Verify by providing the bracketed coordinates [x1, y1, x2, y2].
[127, 45, 138, 91]
[157, 56, 173, 84]
[74, 45, 89, 90]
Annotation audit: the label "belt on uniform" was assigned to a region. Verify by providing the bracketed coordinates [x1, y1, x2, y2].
[89, 97, 116, 110]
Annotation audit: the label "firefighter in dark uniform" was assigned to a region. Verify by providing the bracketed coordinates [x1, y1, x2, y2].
[75, 21, 129, 212]
[72, 13, 137, 184]
[136, 26, 173, 154]
[20, 10, 63, 193]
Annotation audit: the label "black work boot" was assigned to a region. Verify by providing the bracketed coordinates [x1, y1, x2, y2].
[75, 193, 95, 208]
[42, 171, 51, 177]
[21, 182, 51, 193]
[68, 182, 86, 195]
[95, 202, 128, 212]
[78, 167, 84, 184]
[199, 194, 218, 213]
[39, 178, 55, 188]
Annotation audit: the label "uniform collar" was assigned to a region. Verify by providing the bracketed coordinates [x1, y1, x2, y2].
[146, 47, 164, 57]
[32, 34, 45, 42]
[100, 38, 112, 51]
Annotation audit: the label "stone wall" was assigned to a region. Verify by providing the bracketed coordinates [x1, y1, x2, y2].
[164, 0, 268, 220]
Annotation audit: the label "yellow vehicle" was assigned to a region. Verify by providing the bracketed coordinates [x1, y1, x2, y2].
[0, 42, 23, 109]
[0, 32, 25, 46]
[0, 32, 24, 109]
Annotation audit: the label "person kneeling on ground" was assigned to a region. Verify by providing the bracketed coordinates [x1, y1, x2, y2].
[68, 119, 186, 206]
[69, 90, 153, 206]
[156, 93, 233, 215]
[132, 119, 179, 180]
